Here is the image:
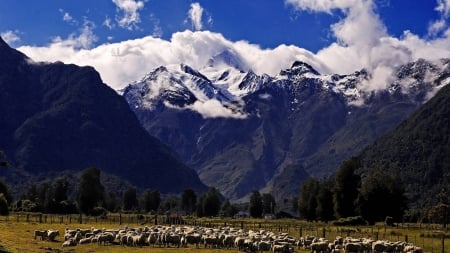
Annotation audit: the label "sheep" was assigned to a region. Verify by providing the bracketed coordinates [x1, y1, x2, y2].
[344, 241, 364, 253]
[34, 230, 48, 241]
[222, 234, 235, 249]
[78, 237, 93, 244]
[404, 245, 423, 253]
[47, 230, 60, 241]
[310, 241, 329, 253]
[182, 233, 202, 248]
[147, 232, 159, 247]
[271, 243, 290, 253]
[62, 238, 76, 247]
[257, 240, 272, 253]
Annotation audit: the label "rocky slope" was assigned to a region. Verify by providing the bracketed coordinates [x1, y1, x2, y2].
[123, 49, 449, 201]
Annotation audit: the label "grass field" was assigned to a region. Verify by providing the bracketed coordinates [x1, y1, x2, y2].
[0, 214, 448, 252]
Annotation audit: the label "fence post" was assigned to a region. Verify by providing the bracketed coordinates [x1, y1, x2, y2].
[322, 227, 326, 238]
[299, 226, 303, 237]
[441, 234, 444, 253]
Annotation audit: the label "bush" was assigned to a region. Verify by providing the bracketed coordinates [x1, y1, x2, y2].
[332, 216, 368, 226]
[91, 206, 108, 217]
[385, 216, 394, 226]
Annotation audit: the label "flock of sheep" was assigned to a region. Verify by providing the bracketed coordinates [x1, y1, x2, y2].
[33, 224, 424, 253]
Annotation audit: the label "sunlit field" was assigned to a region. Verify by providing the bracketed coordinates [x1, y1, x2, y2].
[0, 214, 448, 253]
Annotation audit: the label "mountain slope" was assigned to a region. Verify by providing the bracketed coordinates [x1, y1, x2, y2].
[123, 53, 449, 201]
[359, 80, 450, 208]
[0, 37, 206, 193]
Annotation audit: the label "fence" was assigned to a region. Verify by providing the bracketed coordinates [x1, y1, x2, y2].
[0, 213, 447, 253]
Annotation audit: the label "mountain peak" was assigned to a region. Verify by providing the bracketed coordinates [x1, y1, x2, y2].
[0, 37, 29, 71]
[207, 49, 246, 71]
[291, 61, 320, 75]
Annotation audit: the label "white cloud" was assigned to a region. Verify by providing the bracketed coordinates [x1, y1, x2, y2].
[189, 100, 246, 119]
[188, 2, 204, 31]
[59, 9, 78, 25]
[428, 0, 450, 36]
[50, 19, 98, 49]
[112, 0, 145, 30]
[15, 0, 450, 101]
[436, 0, 450, 17]
[286, 0, 450, 92]
[149, 13, 163, 38]
[1, 30, 21, 45]
[103, 16, 115, 30]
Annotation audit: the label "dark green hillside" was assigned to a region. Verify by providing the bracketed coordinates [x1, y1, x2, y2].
[0, 37, 206, 194]
[359, 83, 450, 208]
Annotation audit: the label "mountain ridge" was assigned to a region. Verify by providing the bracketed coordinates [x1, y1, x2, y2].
[0, 37, 207, 195]
[123, 55, 449, 201]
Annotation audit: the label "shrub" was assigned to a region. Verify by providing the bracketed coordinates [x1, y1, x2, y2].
[385, 216, 394, 226]
[91, 206, 107, 217]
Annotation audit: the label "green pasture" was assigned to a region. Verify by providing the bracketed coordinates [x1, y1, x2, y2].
[0, 213, 447, 252]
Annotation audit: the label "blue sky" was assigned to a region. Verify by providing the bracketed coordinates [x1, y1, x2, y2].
[1, 0, 449, 90]
[0, 0, 444, 51]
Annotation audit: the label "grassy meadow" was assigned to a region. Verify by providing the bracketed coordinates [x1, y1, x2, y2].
[0, 214, 448, 252]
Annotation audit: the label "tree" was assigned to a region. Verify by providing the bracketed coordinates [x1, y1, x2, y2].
[76, 167, 105, 215]
[122, 187, 138, 211]
[181, 189, 197, 214]
[428, 190, 449, 228]
[298, 178, 319, 221]
[249, 190, 263, 218]
[333, 157, 361, 218]
[104, 191, 118, 212]
[140, 189, 160, 212]
[197, 187, 221, 217]
[316, 180, 335, 221]
[0, 180, 12, 206]
[357, 170, 406, 224]
[53, 178, 69, 204]
[221, 199, 238, 217]
[0, 193, 9, 215]
[262, 193, 276, 215]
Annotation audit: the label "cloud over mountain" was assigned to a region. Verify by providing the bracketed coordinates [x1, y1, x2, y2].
[16, 0, 450, 92]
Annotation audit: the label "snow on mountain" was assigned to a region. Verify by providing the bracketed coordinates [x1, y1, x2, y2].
[123, 56, 449, 119]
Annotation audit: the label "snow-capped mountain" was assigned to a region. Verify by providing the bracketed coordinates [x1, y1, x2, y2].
[122, 55, 449, 202]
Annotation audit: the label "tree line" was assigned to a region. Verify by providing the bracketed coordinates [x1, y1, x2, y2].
[0, 166, 279, 219]
[296, 157, 449, 225]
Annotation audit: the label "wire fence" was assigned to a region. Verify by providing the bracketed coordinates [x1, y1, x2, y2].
[0, 212, 448, 253]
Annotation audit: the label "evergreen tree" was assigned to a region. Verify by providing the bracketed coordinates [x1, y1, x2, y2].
[76, 167, 105, 215]
[357, 170, 406, 224]
[104, 191, 118, 212]
[0, 193, 9, 215]
[0, 180, 12, 206]
[140, 189, 160, 212]
[197, 187, 221, 217]
[122, 187, 138, 211]
[181, 189, 197, 214]
[53, 178, 69, 204]
[333, 157, 361, 218]
[249, 190, 263, 218]
[315, 181, 334, 221]
[262, 193, 276, 215]
[298, 178, 319, 221]
[221, 199, 238, 217]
